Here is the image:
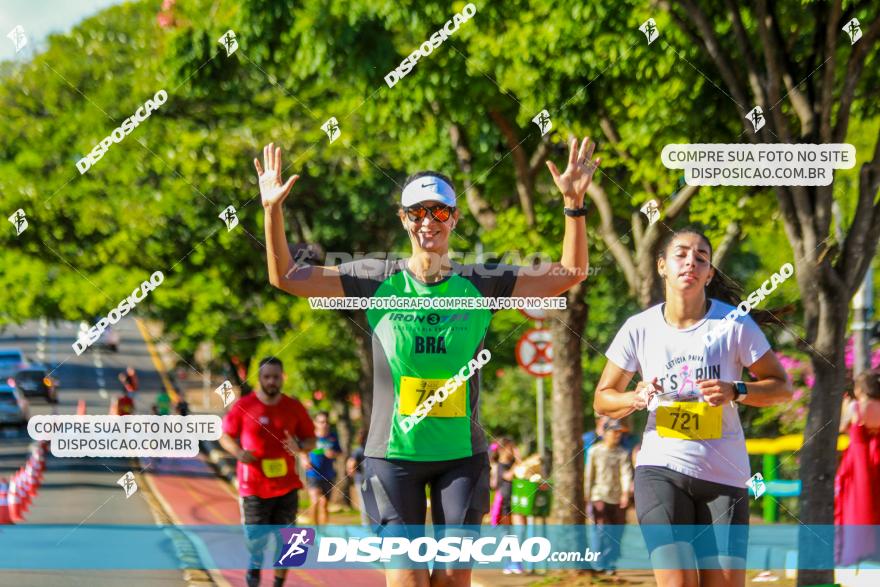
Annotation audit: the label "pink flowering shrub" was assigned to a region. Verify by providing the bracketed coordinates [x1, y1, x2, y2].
[751, 337, 880, 435]
[157, 0, 176, 29]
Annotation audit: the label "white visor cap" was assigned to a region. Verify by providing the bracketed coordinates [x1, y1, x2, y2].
[401, 175, 457, 208]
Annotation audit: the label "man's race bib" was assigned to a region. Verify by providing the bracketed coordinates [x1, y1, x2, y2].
[656, 402, 723, 440]
[261, 457, 288, 478]
[398, 376, 467, 418]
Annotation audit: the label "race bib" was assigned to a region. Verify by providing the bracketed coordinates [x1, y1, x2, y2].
[656, 402, 723, 440]
[261, 457, 288, 478]
[398, 376, 467, 418]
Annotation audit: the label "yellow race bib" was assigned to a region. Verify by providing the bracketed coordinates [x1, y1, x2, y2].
[261, 457, 288, 478]
[398, 376, 467, 418]
[656, 402, 723, 440]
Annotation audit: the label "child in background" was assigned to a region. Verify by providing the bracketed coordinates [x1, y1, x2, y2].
[585, 419, 633, 575]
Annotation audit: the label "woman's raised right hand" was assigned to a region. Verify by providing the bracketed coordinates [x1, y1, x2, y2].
[254, 142, 299, 208]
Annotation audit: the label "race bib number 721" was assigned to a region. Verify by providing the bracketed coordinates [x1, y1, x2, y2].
[656, 402, 723, 440]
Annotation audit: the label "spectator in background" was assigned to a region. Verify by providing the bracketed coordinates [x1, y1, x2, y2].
[175, 394, 190, 416]
[118, 369, 138, 394]
[490, 437, 525, 575]
[585, 419, 633, 576]
[489, 438, 518, 526]
[154, 388, 172, 416]
[119, 367, 138, 393]
[346, 429, 369, 526]
[113, 391, 135, 415]
[583, 414, 609, 449]
[835, 369, 880, 567]
[839, 369, 880, 433]
[583, 414, 638, 462]
[301, 411, 341, 526]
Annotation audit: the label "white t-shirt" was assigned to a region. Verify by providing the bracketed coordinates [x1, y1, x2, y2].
[605, 299, 771, 488]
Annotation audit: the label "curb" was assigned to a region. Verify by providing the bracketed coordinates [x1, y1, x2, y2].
[137, 464, 217, 586]
[133, 320, 231, 585]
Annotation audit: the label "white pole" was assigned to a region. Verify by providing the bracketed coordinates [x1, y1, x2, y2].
[853, 266, 874, 377]
[536, 376, 545, 476]
[203, 369, 211, 409]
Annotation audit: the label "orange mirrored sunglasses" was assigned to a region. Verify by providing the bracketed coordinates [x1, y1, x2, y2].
[404, 205, 455, 223]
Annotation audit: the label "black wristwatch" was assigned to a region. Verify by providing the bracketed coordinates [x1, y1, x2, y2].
[563, 205, 589, 217]
[733, 380, 748, 403]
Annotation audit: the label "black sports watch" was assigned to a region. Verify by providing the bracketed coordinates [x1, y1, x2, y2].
[563, 205, 589, 217]
[733, 380, 748, 403]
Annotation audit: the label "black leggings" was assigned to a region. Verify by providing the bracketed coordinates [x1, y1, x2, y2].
[360, 452, 490, 528]
[634, 466, 749, 561]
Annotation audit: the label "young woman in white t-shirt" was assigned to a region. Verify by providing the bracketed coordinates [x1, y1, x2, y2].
[594, 228, 792, 587]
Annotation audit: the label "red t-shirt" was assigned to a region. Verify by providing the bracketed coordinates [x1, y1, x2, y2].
[223, 393, 315, 499]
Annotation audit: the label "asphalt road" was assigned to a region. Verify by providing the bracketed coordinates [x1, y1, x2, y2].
[0, 317, 185, 586]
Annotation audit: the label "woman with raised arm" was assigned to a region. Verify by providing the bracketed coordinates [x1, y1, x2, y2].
[255, 138, 599, 587]
[594, 228, 792, 587]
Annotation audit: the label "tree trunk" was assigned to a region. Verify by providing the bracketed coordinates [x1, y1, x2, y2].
[549, 281, 588, 524]
[796, 300, 848, 586]
[447, 123, 497, 231]
[344, 310, 374, 426]
[636, 255, 660, 308]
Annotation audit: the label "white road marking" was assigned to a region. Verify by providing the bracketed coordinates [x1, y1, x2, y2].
[36, 316, 48, 363]
[93, 347, 109, 403]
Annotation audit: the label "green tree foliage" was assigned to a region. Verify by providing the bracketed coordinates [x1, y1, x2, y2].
[2, 1, 877, 535]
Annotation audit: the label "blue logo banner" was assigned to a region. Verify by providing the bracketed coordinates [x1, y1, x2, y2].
[0, 524, 877, 570]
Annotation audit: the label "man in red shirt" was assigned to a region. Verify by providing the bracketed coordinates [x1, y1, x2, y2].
[221, 356, 316, 587]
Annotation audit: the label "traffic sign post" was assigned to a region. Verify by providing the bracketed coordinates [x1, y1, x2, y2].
[518, 308, 547, 322]
[515, 324, 553, 552]
[515, 328, 553, 477]
[515, 328, 553, 377]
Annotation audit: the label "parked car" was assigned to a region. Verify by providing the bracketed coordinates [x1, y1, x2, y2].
[0, 384, 29, 430]
[0, 348, 27, 379]
[14, 366, 58, 403]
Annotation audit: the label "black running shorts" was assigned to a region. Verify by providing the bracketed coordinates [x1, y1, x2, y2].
[239, 488, 300, 568]
[634, 465, 749, 561]
[240, 488, 300, 527]
[360, 452, 490, 528]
